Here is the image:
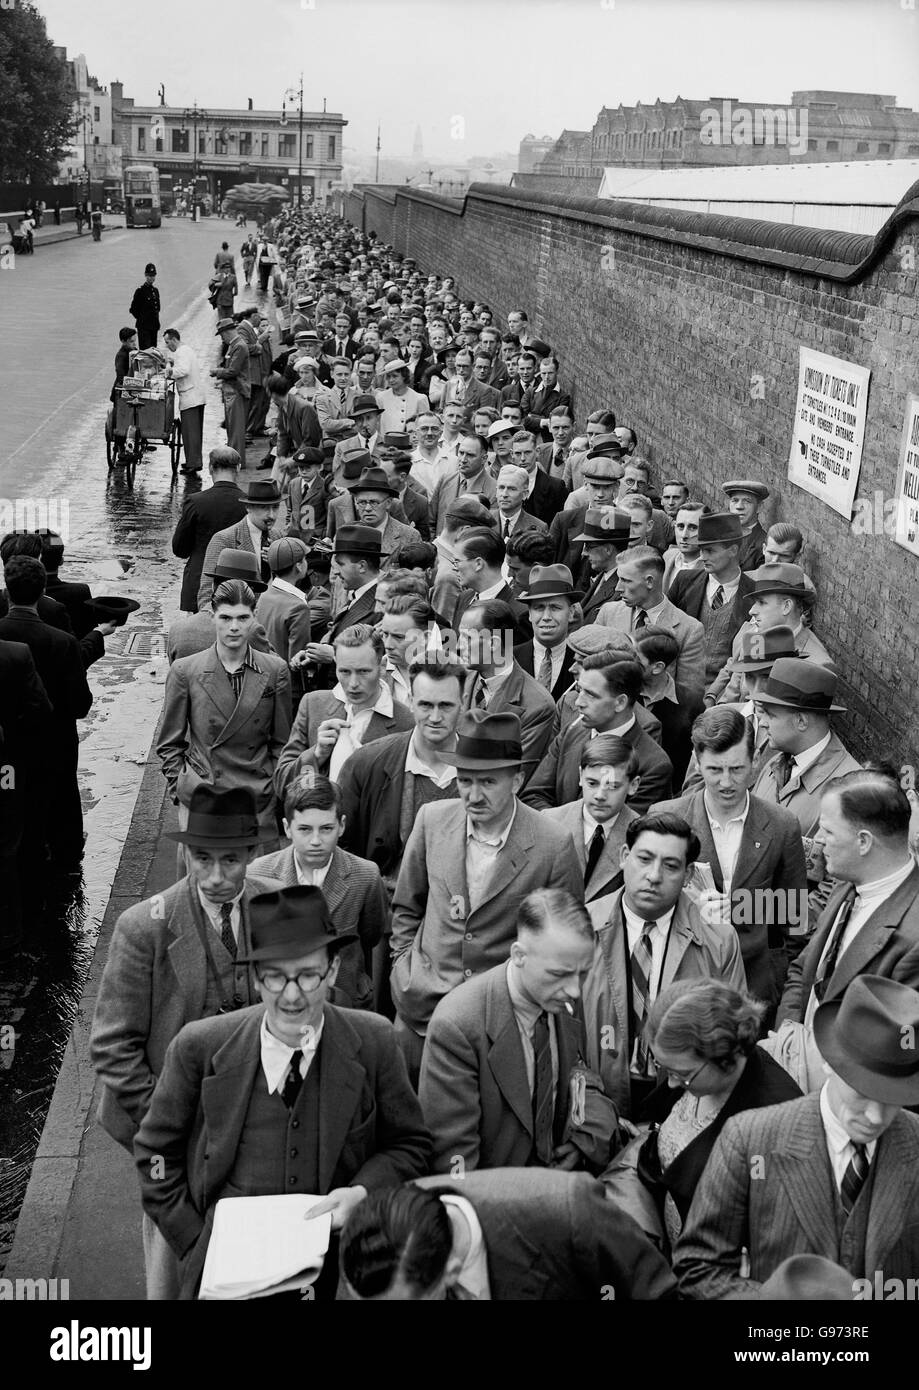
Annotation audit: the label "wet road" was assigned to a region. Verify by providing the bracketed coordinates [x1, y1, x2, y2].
[0, 215, 272, 1265]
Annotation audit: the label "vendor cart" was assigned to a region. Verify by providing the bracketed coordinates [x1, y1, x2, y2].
[105, 349, 182, 488]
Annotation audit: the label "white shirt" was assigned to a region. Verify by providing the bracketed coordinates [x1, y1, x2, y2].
[294, 855, 332, 888]
[671, 550, 703, 575]
[819, 1081, 877, 1188]
[582, 805, 620, 851]
[478, 578, 507, 603]
[197, 887, 244, 947]
[440, 1196, 491, 1300]
[169, 343, 206, 409]
[247, 517, 269, 559]
[498, 507, 522, 536]
[703, 790, 750, 896]
[481, 660, 516, 704]
[328, 679, 394, 782]
[706, 571, 741, 607]
[532, 638, 567, 692]
[631, 597, 667, 630]
[259, 1012, 325, 1095]
[525, 469, 537, 499]
[505, 958, 559, 1095]
[594, 713, 636, 739]
[465, 802, 517, 914]
[404, 729, 456, 789]
[788, 730, 832, 781]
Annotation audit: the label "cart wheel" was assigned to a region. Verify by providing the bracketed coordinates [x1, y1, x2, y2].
[169, 419, 182, 475]
[106, 431, 114, 470]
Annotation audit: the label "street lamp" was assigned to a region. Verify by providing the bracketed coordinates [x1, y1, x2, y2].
[180, 102, 210, 187]
[281, 75, 304, 208]
[78, 103, 94, 195]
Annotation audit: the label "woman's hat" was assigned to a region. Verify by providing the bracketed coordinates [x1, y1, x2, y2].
[238, 885, 357, 964]
[84, 596, 141, 627]
[518, 564, 583, 603]
[166, 786, 260, 849]
[205, 547, 267, 591]
[442, 711, 523, 770]
[756, 657, 846, 712]
[814, 974, 919, 1104]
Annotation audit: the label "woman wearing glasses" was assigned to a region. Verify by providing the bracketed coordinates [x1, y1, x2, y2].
[638, 978, 801, 1248]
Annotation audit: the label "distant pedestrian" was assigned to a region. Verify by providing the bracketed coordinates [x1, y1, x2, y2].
[163, 328, 206, 473]
[213, 241, 234, 271]
[130, 263, 161, 348]
[241, 233, 257, 286]
[53, 200, 61, 226]
[211, 317, 250, 463]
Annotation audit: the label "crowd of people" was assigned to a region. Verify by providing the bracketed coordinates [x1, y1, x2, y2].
[4, 202, 919, 1303]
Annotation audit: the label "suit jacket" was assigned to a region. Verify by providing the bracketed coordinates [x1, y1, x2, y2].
[737, 520, 767, 573]
[166, 612, 274, 663]
[662, 548, 704, 595]
[396, 479, 431, 542]
[429, 467, 498, 535]
[777, 865, 919, 1026]
[43, 573, 96, 640]
[674, 1094, 919, 1299]
[171, 482, 248, 613]
[521, 385, 573, 439]
[526, 468, 568, 527]
[322, 334, 360, 361]
[412, 1169, 677, 1300]
[445, 375, 501, 422]
[248, 844, 388, 1009]
[254, 582, 311, 665]
[135, 1004, 432, 1297]
[596, 596, 705, 707]
[286, 471, 330, 543]
[337, 730, 453, 877]
[324, 493, 419, 550]
[709, 621, 835, 707]
[524, 715, 673, 816]
[493, 506, 547, 540]
[453, 583, 532, 639]
[753, 730, 862, 838]
[156, 643, 292, 837]
[541, 799, 637, 902]
[580, 888, 746, 1118]
[390, 798, 583, 1031]
[214, 332, 250, 399]
[90, 873, 282, 1150]
[536, 441, 570, 478]
[667, 569, 756, 685]
[514, 639, 576, 701]
[196, 516, 285, 612]
[649, 790, 808, 1004]
[419, 962, 586, 1171]
[276, 394, 322, 457]
[0, 608, 91, 755]
[461, 663, 556, 785]
[579, 569, 622, 625]
[274, 688, 414, 798]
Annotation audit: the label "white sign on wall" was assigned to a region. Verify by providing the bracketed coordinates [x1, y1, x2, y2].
[893, 392, 919, 558]
[787, 347, 870, 518]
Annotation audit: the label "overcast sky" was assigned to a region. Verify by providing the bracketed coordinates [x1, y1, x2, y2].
[36, 0, 919, 161]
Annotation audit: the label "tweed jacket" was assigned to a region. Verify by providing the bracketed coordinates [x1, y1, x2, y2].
[460, 662, 556, 785]
[274, 687, 414, 798]
[753, 730, 863, 838]
[196, 516, 286, 612]
[254, 581, 312, 665]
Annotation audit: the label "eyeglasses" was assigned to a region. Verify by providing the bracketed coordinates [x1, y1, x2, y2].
[651, 1052, 708, 1087]
[256, 965, 333, 994]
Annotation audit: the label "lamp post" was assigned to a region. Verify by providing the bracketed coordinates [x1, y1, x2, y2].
[78, 103, 94, 198]
[180, 102, 210, 194]
[281, 75, 304, 208]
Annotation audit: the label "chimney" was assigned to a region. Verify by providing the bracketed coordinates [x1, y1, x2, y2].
[248, 97, 253, 110]
[111, 80, 123, 106]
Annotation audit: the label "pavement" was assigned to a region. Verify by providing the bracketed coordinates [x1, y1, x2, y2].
[0, 215, 276, 1294]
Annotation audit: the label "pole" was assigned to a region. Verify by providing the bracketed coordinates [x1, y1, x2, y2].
[375, 122, 380, 182]
[297, 73, 303, 209]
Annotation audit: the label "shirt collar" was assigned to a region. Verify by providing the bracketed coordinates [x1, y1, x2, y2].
[479, 578, 506, 602]
[483, 661, 515, 693]
[703, 789, 750, 831]
[791, 730, 832, 775]
[405, 729, 457, 788]
[819, 1081, 878, 1164]
[259, 1011, 325, 1095]
[332, 678, 393, 720]
[600, 713, 636, 738]
[582, 805, 620, 841]
[466, 799, 517, 847]
[854, 857, 916, 906]
[505, 957, 543, 1032]
[197, 885, 244, 922]
[622, 898, 677, 936]
[348, 576, 378, 604]
[294, 855, 333, 888]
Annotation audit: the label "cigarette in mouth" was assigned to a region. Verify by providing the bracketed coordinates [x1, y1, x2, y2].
[563, 1002, 575, 1016]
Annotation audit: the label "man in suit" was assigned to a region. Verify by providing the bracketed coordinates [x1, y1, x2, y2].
[521, 355, 573, 441]
[752, 659, 861, 841]
[135, 886, 432, 1300]
[390, 711, 582, 1082]
[458, 599, 556, 785]
[196, 479, 285, 612]
[327, 465, 421, 555]
[285, 447, 330, 545]
[429, 433, 497, 536]
[614, 457, 674, 553]
[250, 775, 388, 1011]
[0, 556, 92, 873]
[675, 975, 919, 1299]
[211, 316, 251, 465]
[668, 511, 755, 686]
[536, 408, 575, 479]
[157, 579, 292, 851]
[452, 526, 531, 634]
[444, 350, 501, 422]
[37, 531, 97, 640]
[510, 430, 567, 527]
[0, 636, 52, 951]
[323, 310, 360, 362]
[580, 812, 746, 1118]
[524, 656, 673, 815]
[270, 373, 322, 466]
[722, 477, 769, 572]
[492, 464, 546, 541]
[542, 734, 640, 915]
[254, 537, 311, 689]
[419, 890, 601, 1172]
[550, 452, 624, 577]
[275, 623, 414, 795]
[300, 526, 388, 686]
[650, 706, 808, 1013]
[777, 769, 919, 1046]
[90, 787, 282, 1298]
[379, 448, 432, 542]
[513, 563, 578, 700]
[598, 545, 705, 709]
[662, 501, 707, 594]
[572, 507, 632, 625]
[500, 349, 537, 407]
[171, 448, 246, 614]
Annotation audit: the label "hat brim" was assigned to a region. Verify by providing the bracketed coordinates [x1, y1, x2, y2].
[347, 482, 399, 496]
[752, 585, 816, 606]
[572, 533, 627, 546]
[206, 572, 267, 591]
[237, 929, 359, 964]
[722, 484, 770, 500]
[238, 493, 282, 505]
[730, 657, 784, 672]
[518, 588, 583, 603]
[813, 998, 919, 1104]
[84, 597, 141, 626]
[441, 753, 521, 770]
[166, 831, 260, 848]
[757, 693, 846, 712]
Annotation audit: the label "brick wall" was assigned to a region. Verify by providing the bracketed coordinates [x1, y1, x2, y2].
[344, 180, 919, 767]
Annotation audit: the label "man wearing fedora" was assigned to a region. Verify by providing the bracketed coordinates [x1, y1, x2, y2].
[571, 507, 632, 625]
[668, 511, 756, 686]
[705, 563, 833, 708]
[171, 448, 246, 615]
[338, 465, 421, 555]
[167, 550, 274, 663]
[135, 885, 432, 1300]
[158, 578, 292, 851]
[91, 786, 282, 1298]
[676, 974, 919, 1299]
[212, 317, 251, 465]
[196, 479, 285, 613]
[752, 658, 861, 841]
[513, 564, 579, 701]
[722, 478, 769, 573]
[390, 711, 582, 1083]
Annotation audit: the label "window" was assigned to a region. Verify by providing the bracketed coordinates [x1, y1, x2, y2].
[279, 133, 296, 158]
[328, 135, 336, 160]
[172, 129, 189, 153]
[306, 134, 314, 159]
[239, 131, 252, 155]
[878, 142, 891, 154]
[856, 141, 870, 152]
[137, 126, 146, 152]
[261, 133, 269, 157]
[808, 138, 817, 151]
[94, 106, 100, 122]
[199, 131, 207, 154]
[826, 140, 839, 152]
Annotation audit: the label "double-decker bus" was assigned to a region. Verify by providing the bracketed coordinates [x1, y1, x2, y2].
[124, 165, 162, 228]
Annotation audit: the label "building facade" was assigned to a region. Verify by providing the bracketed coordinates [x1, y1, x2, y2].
[110, 86, 347, 206]
[518, 134, 557, 173]
[54, 50, 123, 190]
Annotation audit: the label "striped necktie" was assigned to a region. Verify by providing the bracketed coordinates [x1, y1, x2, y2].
[840, 1143, 869, 1215]
[631, 920, 656, 1076]
[813, 886, 858, 1003]
[532, 1012, 554, 1165]
[537, 645, 554, 690]
[710, 585, 725, 611]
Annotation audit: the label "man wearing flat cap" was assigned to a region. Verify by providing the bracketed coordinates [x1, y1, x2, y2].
[676, 974, 919, 1298]
[135, 885, 431, 1299]
[722, 478, 769, 572]
[212, 317, 251, 465]
[91, 786, 283, 1298]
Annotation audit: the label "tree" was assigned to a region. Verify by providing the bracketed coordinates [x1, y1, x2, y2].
[0, 4, 76, 184]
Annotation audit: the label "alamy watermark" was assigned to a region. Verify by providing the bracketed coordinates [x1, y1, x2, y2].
[0, 497, 70, 542]
[699, 101, 808, 158]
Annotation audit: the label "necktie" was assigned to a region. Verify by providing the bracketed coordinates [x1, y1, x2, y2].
[532, 1012, 554, 1165]
[282, 1049, 304, 1109]
[537, 645, 554, 690]
[813, 886, 858, 1002]
[554, 449, 564, 472]
[339, 387, 346, 405]
[631, 920, 656, 1076]
[473, 676, 487, 709]
[503, 517, 512, 539]
[219, 902, 236, 959]
[584, 825, 605, 886]
[840, 1143, 869, 1215]
[259, 530, 271, 583]
[710, 585, 725, 611]
[633, 608, 648, 630]
[337, 340, 344, 355]
[775, 751, 796, 790]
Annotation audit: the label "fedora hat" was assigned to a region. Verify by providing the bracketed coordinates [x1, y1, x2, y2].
[266, 537, 308, 573]
[756, 656, 845, 713]
[333, 524, 386, 557]
[698, 512, 744, 546]
[348, 466, 399, 496]
[205, 547, 267, 592]
[238, 479, 282, 506]
[340, 449, 373, 481]
[350, 393, 382, 417]
[166, 786, 260, 850]
[215, 317, 236, 334]
[749, 563, 816, 607]
[572, 507, 631, 546]
[84, 595, 141, 626]
[237, 885, 357, 964]
[730, 624, 801, 672]
[757, 1256, 854, 1301]
[814, 974, 919, 1104]
[442, 710, 523, 771]
[722, 478, 770, 501]
[518, 564, 583, 603]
